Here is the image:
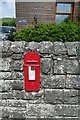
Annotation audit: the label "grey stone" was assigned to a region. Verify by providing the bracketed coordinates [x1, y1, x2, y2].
[54, 59, 66, 74]
[0, 72, 12, 80]
[21, 90, 44, 100]
[41, 58, 53, 75]
[26, 104, 57, 117]
[37, 118, 78, 120]
[0, 80, 4, 92]
[55, 105, 78, 117]
[0, 58, 3, 71]
[10, 41, 25, 53]
[2, 53, 12, 58]
[11, 71, 24, 80]
[2, 107, 26, 119]
[41, 75, 65, 88]
[2, 107, 9, 118]
[2, 58, 12, 71]
[66, 60, 78, 74]
[12, 60, 23, 71]
[66, 75, 79, 89]
[76, 42, 80, 56]
[45, 89, 63, 104]
[0, 41, 3, 53]
[0, 58, 12, 71]
[39, 41, 53, 53]
[24, 42, 39, 55]
[66, 42, 78, 56]
[0, 41, 80, 119]
[0, 107, 2, 118]
[2, 92, 13, 100]
[12, 53, 24, 60]
[0, 100, 27, 107]
[1, 80, 12, 92]
[13, 90, 21, 100]
[64, 90, 78, 104]
[8, 107, 26, 119]
[12, 80, 24, 90]
[2, 41, 12, 53]
[54, 42, 66, 55]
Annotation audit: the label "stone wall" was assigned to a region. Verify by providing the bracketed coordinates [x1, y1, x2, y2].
[0, 41, 80, 120]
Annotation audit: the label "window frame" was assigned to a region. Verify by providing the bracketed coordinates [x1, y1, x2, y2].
[54, 2, 75, 23]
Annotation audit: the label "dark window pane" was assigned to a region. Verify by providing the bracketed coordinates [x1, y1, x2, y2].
[56, 15, 70, 23]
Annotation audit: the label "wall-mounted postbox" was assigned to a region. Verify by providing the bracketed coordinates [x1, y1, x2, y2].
[24, 52, 40, 91]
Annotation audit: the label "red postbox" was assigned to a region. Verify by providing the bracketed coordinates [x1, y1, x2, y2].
[24, 52, 40, 91]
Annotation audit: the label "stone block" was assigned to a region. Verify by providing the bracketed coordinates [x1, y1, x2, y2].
[37, 118, 78, 120]
[66, 42, 78, 56]
[12, 80, 24, 90]
[0, 58, 12, 71]
[0, 100, 27, 107]
[2, 53, 12, 58]
[0, 58, 3, 71]
[76, 42, 80, 56]
[45, 89, 63, 104]
[26, 104, 56, 117]
[0, 41, 3, 53]
[55, 105, 78, 117]
[12, 53, 24, 60]
[8, 107, 26, 119]
[24, 42, 39, 53]
[2, 41, 12, 53]
[41, 58, 53, 75]
[41, 75, 65, 89]
[13, 90, 21, 100]
[1, 80, 12, 92]
[64, 90, 78, 104]
[2, 107, 9, 118]
[10, 41, 25, 53]
[0, 93, 2, 100]
[66, 75, 79, 89]
[12, 60, 23, 71]
[2, 92, 13, 100]
[0, 72, 12, 80]
[54, 59, 66, 74]
[66, 60, 78, 74]
[39, 42, 53, 53]
[21, 90, 44, 100]
[0, 80, 3, 92]
[54, 42, 66, 55]
[11, 71, 24, 80]
[0, 107, 2, 118]
[2, 107, 26, 119]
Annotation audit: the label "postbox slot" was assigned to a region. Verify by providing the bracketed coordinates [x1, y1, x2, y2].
[27, 62, 37, 64]
[26, 60, 38, 64]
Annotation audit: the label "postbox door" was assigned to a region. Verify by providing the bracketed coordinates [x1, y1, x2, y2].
[24, 52, 40, 91]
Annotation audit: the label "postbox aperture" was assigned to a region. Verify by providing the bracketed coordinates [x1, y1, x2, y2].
[24, 52, 40, 91]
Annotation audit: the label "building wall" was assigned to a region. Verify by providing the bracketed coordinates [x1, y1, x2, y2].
[74, 1, 80, 22]
[16, 2, 55, 31]
[0, 41, 80, 120]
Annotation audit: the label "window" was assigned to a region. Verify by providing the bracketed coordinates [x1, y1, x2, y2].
[54, 2, 75, 23]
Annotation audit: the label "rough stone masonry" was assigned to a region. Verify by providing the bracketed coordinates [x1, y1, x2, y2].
[0, 41, 80, 120]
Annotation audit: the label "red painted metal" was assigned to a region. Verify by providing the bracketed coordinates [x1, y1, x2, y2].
[24, 52, 40, 91]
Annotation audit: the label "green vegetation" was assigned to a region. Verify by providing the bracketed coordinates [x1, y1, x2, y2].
[14, 21, 80, 42]
[0, 18, 16, 27]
